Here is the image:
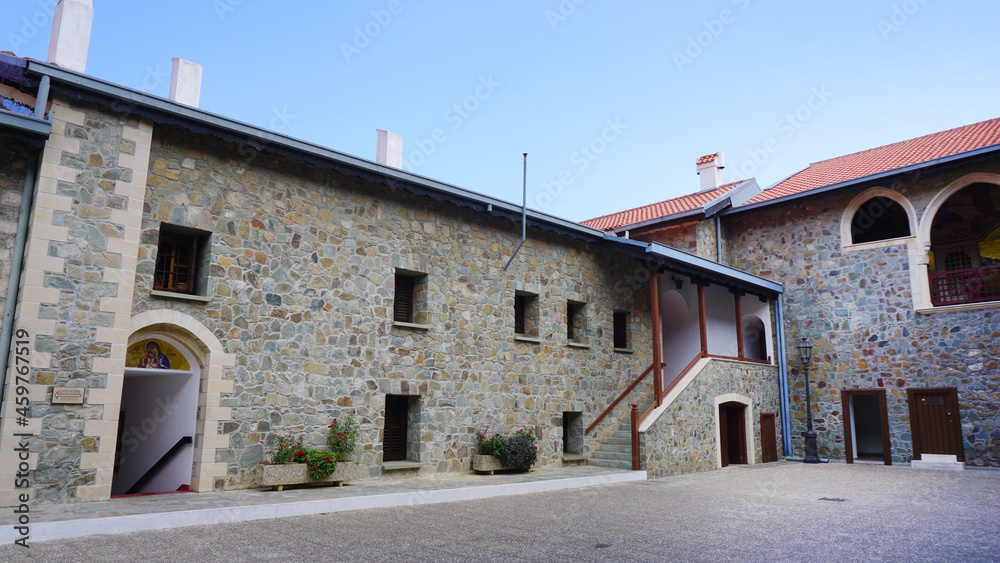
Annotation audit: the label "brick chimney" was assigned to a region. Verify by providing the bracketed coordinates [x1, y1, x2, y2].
[376, 129, 402, 168]
[696, 152, 725, 191]
[169, 58, 203, 108]
[47, 0, 94, 73]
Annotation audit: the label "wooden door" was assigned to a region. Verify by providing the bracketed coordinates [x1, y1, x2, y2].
[908, 387, 964, 462]
[719, 402, 747, 467]
[719, 404, 730, 467]
[383, 395, 409, 462]
[760, 413, 777, 463]
[842, 389, 892, 465]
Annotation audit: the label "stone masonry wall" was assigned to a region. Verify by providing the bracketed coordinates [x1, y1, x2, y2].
[642, 359, 781, 477]
[722, 158, 1000, 466]
[0, 139, 33, 304]
[133, 124, 654, 489]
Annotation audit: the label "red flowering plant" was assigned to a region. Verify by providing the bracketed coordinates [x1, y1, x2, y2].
[263, 434, 339, 480]
[476, 426, 504, 457]
[327, 412, 359, 462]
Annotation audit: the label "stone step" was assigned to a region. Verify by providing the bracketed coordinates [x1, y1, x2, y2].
[586, 458, 632, 469]
[596, 444, 631, 455]
[604, 438, 631, 447]
[592, 450, 630, 462]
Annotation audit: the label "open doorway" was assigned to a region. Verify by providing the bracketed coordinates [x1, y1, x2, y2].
[719, 402, 748, 467]
[842, 389, 891, 465]
[112, 336, 198, 496]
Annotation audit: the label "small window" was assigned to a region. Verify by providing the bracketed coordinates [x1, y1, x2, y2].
[563, 411, 583, 455]
[943, 251, 972, 272]
[850, 196, 911, 244]
[514, 291, 539, 338]
[567, 301, 586, 344]
[154, 224, 210, 295]
[613, 311, 629, 349]
[393, 270, 427, 325]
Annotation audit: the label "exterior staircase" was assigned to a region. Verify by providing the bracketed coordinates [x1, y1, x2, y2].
[587, 402, 651, 469]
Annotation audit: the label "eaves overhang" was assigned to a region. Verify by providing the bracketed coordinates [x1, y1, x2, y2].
[645, 242, 782, 296]
[723, 144, 1000, 215]
[0, 111, 51, 141]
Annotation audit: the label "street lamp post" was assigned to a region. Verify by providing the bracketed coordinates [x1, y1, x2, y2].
[797, 337, 821, 463]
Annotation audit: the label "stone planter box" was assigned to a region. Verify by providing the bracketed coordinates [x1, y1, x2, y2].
[254, 461, 359, 491]
[472, 454, 513, 474]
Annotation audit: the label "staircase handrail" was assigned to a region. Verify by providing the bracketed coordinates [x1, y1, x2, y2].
[586, 362, 660, 435]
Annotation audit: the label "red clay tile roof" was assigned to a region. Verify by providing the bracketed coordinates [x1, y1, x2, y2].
[696, 153, 720, 165]
[746, 117, 1000, 205]
[582, 181, 745, 231]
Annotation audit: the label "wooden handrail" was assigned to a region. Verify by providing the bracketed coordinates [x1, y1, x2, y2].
[706, 353, 772, 365]
[640, 351, 706, 423]
[586, 362, 656, 434]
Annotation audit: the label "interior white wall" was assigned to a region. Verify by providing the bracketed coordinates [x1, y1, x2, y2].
[704, 283, 737, 356]
[741, 296, 774, 362]
[659, 275, 702, 387]
[112, 370, 197, 495]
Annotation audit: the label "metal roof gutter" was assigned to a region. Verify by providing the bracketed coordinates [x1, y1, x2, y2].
[723, 143, 1000, 215]
[645, 242, 782, 295]
[0, 111, 51, 139]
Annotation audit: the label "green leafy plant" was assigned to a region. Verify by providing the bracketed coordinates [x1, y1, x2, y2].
[327, 412, 359, 462]
[263, 434, 339, 480]
[267, 434, 304, 465]
[477, 426, 504, 457]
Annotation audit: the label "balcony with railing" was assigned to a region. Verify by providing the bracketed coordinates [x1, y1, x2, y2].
[929, 265, 1000, 306]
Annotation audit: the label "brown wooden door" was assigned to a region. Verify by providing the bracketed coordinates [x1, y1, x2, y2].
[383, 395, 409, 462]
[908, 387, 964, 462]
[760, 413, 777, 463]
[719, 404, 729, 467]
[719, 402, 747, 467]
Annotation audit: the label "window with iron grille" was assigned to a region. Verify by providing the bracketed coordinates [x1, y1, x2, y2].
[613, 311, 629, 349]
[154, 225, 210, 295]
[943, 251, 972, 271]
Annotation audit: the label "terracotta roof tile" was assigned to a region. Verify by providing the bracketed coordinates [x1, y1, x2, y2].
[746, 117, 1000, 205]
[582, 181, 744, 231]
[696, 152, 719, 165]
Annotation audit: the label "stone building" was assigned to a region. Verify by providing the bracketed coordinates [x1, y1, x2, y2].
[588, 122, 1000, 468]
[0, 3, 786, 506]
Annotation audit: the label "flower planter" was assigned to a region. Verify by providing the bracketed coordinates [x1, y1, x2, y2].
[472, 454, 515, 474]
[254, 461, 359, 491]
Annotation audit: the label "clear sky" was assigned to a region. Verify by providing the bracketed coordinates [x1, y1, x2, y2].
[5, 1, 999, 222]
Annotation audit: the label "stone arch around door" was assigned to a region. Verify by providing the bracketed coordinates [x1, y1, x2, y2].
[128, 310, 236, 492]
[714, 393, 755, 469]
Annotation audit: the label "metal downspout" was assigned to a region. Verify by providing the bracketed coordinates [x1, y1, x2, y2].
[715, 215, 722, 262]
[0, 157, 39, 402]
[775, 294, 792, 456]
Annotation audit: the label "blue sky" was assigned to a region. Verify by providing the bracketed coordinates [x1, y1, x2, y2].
[5, 1, 999, 222]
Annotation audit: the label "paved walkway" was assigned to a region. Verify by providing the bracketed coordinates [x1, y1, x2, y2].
[0, 465, 645, 543]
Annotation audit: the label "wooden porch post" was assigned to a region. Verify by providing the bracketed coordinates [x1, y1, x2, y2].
[697, 281, 708, 355]
[734, 291, 744, 360]
[630, 403, 640, 471]
[650, 271, 663, 406]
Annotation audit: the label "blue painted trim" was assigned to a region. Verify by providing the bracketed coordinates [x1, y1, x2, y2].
[775, 294, 792, 456]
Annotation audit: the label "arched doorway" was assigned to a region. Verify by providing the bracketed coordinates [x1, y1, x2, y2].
[718, 402, 748, 467]
[111, 334, 199, 496]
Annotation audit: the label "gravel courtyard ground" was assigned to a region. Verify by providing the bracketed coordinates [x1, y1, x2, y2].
[2, 461, 998, 562]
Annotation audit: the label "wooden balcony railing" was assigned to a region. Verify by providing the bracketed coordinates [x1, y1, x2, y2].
[929, 265, 1000, 306]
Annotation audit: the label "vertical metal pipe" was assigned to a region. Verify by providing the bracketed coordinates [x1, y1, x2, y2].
[34, 75, 50, 119]
[715, 215, 722, 262]
[0, 156, 38, 402]
[775, 294, 792, 456]
[521, 153, 526, 242]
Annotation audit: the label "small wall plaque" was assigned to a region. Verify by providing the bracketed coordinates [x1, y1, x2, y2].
[51, 387, 85, 405]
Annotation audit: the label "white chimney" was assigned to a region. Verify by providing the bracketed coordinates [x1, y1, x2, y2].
[169, 58, 203, 108]
[47, 0, 94, 73]
[376, 129, 403, 169]
[696, 152, 725, 191]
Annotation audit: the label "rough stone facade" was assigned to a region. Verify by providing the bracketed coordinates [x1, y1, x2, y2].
[722, 158, 1000, 467]
[128, 123, 655, 491]
[0, 139, 32, 304]
[642, 359, 781, 477]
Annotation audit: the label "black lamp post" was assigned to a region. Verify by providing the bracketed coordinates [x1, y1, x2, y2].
[797, 337, 821, 463]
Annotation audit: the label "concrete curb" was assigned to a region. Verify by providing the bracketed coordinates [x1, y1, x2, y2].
[2, 470, 647, 543]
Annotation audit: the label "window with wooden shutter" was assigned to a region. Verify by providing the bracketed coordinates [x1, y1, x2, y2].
[154, 225, 209, 295]
[613, 311, 629, 349]
[383, 395, 409, 462]
[393, 273, 415, 323]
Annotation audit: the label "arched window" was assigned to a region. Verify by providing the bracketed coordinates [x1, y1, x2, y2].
[850, 196, 911, 244]
[927, 182, 1000, 306]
